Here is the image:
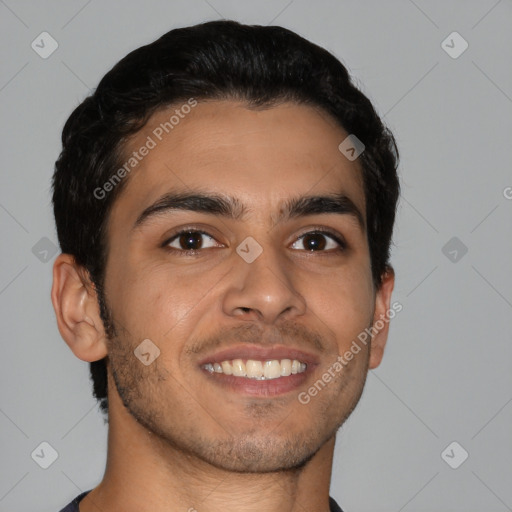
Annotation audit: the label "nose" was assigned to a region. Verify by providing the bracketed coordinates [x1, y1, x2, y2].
[221, 243, 307, 324]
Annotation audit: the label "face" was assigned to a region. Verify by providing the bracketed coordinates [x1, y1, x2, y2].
[100, 100, 389, 472]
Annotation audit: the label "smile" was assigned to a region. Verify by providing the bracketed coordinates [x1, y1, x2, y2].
[201, 359, 307, 380]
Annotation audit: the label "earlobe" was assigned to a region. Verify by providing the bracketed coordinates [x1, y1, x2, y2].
[368, 266, 395, 370]
[51, 254, 108, 362]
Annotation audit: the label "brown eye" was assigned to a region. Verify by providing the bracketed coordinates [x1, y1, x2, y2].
[301, 233, 327, 251]
[178, 232, 203, 250]
[291, 230, 345, 252]
[166, 230, 218, 251]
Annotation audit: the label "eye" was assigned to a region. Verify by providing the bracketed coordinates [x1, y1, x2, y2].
[165, 230, 221, 252]
[163, 228, 346, 256]
[290, 230, 346, 252]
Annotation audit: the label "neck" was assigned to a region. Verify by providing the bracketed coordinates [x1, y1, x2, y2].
[80, 379, 336, 512]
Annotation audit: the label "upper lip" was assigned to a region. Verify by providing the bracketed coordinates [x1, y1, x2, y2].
[198, 344, 320, 366]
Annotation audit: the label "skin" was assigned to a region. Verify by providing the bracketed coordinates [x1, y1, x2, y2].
[51, 100, 394, 512]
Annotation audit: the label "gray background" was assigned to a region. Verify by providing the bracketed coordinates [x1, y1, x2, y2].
[1, 1, 511, 511]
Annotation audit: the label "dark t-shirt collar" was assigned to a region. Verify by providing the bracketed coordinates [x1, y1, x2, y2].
[60, 490, 345, 512]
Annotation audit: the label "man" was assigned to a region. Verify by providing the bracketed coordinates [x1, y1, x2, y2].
[51, 19, 400, 512]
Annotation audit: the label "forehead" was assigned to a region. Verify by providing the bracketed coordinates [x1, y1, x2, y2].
[108, 100, 366, 231]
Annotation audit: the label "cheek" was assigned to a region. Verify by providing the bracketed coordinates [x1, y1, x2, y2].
[110, 260, 223, 339]
[307, 261, 374, 346]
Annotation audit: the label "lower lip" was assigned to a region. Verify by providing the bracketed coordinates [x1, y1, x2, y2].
[200, 366, 317, 397]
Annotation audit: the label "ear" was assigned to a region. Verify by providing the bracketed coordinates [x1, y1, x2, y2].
[368, 266, 395, 370]
[51, 254, 108, 362]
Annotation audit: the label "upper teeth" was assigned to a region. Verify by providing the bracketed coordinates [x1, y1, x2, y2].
[201, 359, 307, 380]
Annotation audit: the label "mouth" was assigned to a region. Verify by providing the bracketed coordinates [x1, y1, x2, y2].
[201, 358, 307, 379]
[198, 345, 319, 397]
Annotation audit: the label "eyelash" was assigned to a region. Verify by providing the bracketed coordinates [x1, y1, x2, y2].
[162, 227, 347, 256]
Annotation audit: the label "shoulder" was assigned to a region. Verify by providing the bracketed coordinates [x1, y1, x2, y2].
[329, 495, 345, 512]
[58, 490, 91, 512]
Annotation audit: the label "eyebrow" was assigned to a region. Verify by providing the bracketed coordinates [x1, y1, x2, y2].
[132, 190, 365, 232]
